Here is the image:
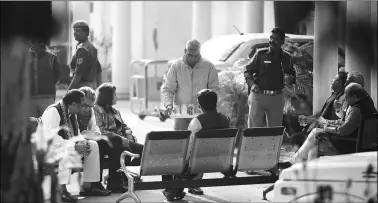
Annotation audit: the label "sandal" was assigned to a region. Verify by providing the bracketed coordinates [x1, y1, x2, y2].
[60, 192, 78, 202]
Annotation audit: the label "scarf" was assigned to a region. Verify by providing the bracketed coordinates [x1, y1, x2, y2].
[58, 100, 76, 140]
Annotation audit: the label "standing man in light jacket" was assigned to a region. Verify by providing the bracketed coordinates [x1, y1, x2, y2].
[161, 39, 219, 130]
[160, 39, 219, 199]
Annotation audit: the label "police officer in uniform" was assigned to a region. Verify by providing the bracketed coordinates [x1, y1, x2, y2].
[68, 20, 102, 90]
[244, 27, 296, 128]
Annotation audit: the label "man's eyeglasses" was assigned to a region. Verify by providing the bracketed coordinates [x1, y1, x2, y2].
[84, 103, 94, 108]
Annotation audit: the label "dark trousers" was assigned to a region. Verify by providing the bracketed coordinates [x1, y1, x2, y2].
[97, 135, 144, 185]
[290, 131, 309, 148]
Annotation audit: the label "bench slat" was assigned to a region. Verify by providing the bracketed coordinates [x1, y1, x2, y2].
[189, 128, 238, 174]
[133, 175, 278, 190]
[236, 127, 285, 172]
[139, 131, 191, 176]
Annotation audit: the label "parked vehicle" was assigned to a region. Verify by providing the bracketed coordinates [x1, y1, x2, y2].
[166, 33, 347, 135]
[272, 152, 377, 203]
[200, 33, 314, 71]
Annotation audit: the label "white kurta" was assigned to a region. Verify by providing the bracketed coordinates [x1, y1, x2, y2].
[41, 107, 100, 184]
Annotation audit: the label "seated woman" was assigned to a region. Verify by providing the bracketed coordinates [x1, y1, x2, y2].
[289, 69, 348, 151]
[93, 83, 144, 193]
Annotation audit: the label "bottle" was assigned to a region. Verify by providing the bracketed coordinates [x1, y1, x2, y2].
[181, 104, 187, 115]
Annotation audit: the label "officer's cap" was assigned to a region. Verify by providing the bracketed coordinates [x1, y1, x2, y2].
[73, 20, 89, 31]
[186, 39, 201, 56]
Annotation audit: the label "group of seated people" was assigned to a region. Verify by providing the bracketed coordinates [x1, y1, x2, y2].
[36, 82, 228, 202]
[36, 69, 376, 202]
[262, 70, 377, 199]
[38, 83, 143, 202]
[286, 70, 376, 165]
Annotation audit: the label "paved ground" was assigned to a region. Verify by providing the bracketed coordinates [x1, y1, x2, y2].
[47, 93, 294, 202]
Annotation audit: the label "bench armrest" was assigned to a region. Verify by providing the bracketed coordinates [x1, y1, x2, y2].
[326, 135, 357, 142]
[317, 134, 356, 142]
[119, 151, 140, 174]
[122, 150, 140, 159]
[118, 150, 140, 192]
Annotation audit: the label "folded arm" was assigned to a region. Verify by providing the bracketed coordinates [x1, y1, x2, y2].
[324, 107, 361, 136]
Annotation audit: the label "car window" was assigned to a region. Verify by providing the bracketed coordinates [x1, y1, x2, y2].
[201, 36, 245, 62]
[219, 42, 243, 62]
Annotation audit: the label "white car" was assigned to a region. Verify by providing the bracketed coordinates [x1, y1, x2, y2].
[272, 152, 377, 203]
[168, 33, 315, 72]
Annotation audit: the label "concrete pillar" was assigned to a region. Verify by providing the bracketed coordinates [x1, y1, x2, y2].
[91, 2, 105, 38]
[71, 2, 91, 55]
[345, 2, 372, 95]
[337, 2, 346, 51]
[192, 1, 211, 43]
[313, 2, 339, 114]
[263, 1, 275, 33]
[112, 2, 131, 97]
[242, 1, 264, 33]
[211, 2, 229, 36]
[370, 1, 377, 107]
[131, 1, 144, 61]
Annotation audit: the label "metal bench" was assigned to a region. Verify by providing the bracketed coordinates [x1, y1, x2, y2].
[117, 127, 285, 203]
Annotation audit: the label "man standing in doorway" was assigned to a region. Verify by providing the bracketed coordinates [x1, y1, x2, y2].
[68, 20, 102, 90]
[244, 27, 296, 128]
[160, 39, 219, 199]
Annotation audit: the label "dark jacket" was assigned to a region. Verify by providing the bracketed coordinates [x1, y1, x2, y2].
[47, 102, 79, 139]
[196, 110, 230, 130]
[332, 95, 377, 154]
[30, 51, 60, 97]
[319, 91, 344, 120]
[70, 40, 101, 86]
[244, 48, 296, 93]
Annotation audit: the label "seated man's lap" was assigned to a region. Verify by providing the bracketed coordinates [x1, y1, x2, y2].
[318, 138, 339, 155]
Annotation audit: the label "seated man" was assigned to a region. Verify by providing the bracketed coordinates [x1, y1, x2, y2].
[290, 69, 348, 150]
[77, 86, 111, 196]
[320, 71, 368, 133]
[280, 82, 377, 169]
[40, 89, 103, 202]
[162, 89, 230, 201]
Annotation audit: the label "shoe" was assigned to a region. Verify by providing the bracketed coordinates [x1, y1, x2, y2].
[278, 161, 292, 170]
[107, 183, 128, 193]
[93, 182, 112, 195]
[163, 189, 186, 201]
[60, 191, 78, 202]
[245, 170, 258, 175]
[79, 187, 110, 196]
[188, 188, 204, 195]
